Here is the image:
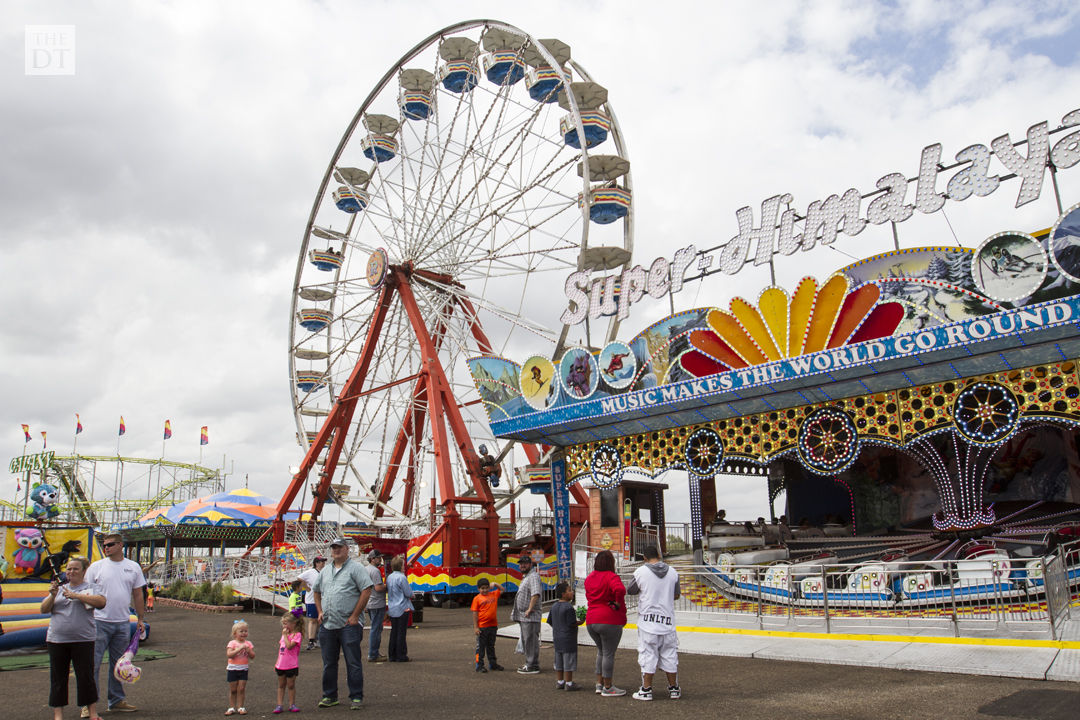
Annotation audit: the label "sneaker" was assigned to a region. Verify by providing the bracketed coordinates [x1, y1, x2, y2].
[317, 698, 338, 708]
[668, 685, 681, 700]
[556, 681, 565, 690]
[350, 699, 363, 711]
[306, 641, 315, 651]
[595, 683, 603, 695]
[476, 665, 488, 673]
[110, 701, 139, 712]
[273, 707, 283, 715]
[289, 706, 301, 713]
[565, 682, 583, 692]
[601, 685, 627, 697]
[369, 655, 388, 663]
[490, 663, 505, 671]
[632, 686, 653, 701]
[516, 665, 540, 674]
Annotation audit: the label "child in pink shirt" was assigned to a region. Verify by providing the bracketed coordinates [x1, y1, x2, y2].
[274, 611, 303, 713]
[226, 621, 255, 715]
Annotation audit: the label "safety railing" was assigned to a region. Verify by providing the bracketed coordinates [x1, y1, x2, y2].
[611, 546, 1080, 638]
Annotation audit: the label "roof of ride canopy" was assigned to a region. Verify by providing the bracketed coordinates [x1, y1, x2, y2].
[492, 299, 1080, 447]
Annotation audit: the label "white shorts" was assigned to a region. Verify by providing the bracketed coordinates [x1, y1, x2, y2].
[637, 630, 678, 674]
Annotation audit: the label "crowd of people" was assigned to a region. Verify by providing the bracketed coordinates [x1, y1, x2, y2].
[42, 536, 683, 716]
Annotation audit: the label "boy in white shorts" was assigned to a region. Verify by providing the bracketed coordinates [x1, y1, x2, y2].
[626, 544, 680, 700]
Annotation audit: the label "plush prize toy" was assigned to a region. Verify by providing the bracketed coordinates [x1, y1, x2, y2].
[27, 483, 61, 520]
[13, 528, 46, 575]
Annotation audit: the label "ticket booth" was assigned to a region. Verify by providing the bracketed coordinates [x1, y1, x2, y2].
[587, 479, 669, 559]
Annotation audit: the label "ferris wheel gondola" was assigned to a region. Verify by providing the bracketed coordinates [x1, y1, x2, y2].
[280, 21, 634, 538]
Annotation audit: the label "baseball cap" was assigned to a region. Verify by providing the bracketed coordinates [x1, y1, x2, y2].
[312, 555, 327, 562]
[367, 549, 381, 560]
[329, 537, 349, 547]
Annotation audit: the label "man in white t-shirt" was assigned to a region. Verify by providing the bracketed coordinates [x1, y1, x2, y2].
[299, 555, 326, 650]
[626, 544, 680, 701]
[84, 533, 145, 715]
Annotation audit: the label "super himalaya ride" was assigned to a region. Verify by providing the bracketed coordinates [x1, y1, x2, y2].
[468, 103, 1080, 606]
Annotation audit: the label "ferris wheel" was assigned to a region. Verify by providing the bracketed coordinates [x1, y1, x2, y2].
[279, 20, 633, 535]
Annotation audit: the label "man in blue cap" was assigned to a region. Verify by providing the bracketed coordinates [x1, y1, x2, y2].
[313, 538, 373, 711]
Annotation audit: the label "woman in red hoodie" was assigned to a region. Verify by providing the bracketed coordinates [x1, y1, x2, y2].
[584, 550, 627, 697]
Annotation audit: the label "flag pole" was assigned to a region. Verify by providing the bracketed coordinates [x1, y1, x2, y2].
[20, 427, 30, 515]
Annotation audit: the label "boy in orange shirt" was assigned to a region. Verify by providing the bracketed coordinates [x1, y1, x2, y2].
[471, 578, 504, 672]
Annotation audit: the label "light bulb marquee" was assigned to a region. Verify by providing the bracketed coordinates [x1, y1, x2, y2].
[566, 361, 1080, 523]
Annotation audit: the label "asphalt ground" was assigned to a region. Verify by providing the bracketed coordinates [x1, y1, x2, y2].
[5, 604, 1078, 720]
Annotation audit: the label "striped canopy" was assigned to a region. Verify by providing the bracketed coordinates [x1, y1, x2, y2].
[137, 488, 300, 527]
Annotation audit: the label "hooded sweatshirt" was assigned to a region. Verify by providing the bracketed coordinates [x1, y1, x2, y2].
[627, 561, 680, 635]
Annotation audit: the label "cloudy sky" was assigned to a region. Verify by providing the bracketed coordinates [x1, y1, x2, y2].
[3, 1, 1080, 525]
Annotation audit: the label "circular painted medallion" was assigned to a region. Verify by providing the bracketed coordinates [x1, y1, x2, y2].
[797, 407, 859, 475]
[684, 427, 724, 476]
[598, 341, 636, 390]
[590, 443, 622, 489]
[559, 346, 599, 400]
[971, 231, 1047, 302]
[366, 248, 388, 288]
[952, 381, 1019, 445]
[519, 355, 559, 410]
[1049, 201, 1080, 284]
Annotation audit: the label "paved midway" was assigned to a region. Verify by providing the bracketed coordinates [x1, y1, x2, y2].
[6, 603, 1076, 719]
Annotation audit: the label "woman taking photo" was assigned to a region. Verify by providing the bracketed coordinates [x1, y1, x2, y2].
[41, 556, 106, 720]
[584, 549, 627, 696]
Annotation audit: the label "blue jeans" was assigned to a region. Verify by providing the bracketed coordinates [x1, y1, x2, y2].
[93, 621, 131, 709]
[319, 624, 364, 701]
[366, 607, 386, 659]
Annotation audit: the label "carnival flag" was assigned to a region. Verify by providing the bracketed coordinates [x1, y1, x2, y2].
[41, 431, 47, 449]
[22, 424, 31, 443]
[163, 420, 172, 440]
[200, 426, 209, 446]
[76, 414, 83, 435]
[119, 416, 126, 436]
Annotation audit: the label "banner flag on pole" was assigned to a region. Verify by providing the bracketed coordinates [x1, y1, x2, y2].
[200, 426, 208, 446]
[76, 414, 83, 435]
[163, 420, 172, 440]
[22, 424, 31, 443]
[41, 431, 47, 449]
[119, 416, 126, 436]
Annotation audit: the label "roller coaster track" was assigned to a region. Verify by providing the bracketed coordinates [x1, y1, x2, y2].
[26, 455, 225, 524]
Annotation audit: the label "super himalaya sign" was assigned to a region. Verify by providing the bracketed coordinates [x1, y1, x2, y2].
[561, 108, 1080, 324]
[596, 297, 1076, 416]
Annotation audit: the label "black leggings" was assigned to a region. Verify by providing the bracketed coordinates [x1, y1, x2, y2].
[49, 640, 98, 708]
[388, 614, 409, 661]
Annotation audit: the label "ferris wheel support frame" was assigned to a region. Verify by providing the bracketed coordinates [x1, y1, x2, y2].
[256, 265, 511, 563]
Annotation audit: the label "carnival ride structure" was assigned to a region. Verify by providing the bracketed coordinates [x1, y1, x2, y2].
[256, 21, 636, 597]
[478, 172, 1080, 612]
[3, 454, 226, 528]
